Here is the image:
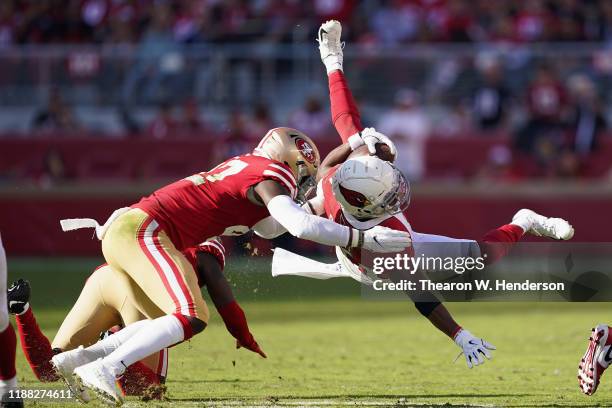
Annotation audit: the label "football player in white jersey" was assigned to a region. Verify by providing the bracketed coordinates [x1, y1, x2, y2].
[263, 19, 575, 369]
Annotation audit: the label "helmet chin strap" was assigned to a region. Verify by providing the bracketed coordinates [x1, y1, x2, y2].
[341, 207, 391, 231]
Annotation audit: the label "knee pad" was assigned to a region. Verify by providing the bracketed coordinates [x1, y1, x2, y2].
[187, 316, 207, 335]
[172, 313, 207, 340]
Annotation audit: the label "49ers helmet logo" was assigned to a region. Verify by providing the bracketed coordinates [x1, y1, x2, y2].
[295, 138, 316, 163]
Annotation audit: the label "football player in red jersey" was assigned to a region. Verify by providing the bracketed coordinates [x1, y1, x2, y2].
[53, 127, 411, 405]
[0, 233, 23, 408]
[310, 20, 575, 368]
[9, 239, 263, 401]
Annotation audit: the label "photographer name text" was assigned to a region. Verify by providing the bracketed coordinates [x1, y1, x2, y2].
[372, 279, 565, 292]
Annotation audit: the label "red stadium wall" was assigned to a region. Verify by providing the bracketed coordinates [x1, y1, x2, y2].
[1, 135, 612, 182]
[0, 192, 609, 256]
[1, 135, 611, 255]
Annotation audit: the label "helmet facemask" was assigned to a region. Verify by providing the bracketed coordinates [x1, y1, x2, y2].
[295, 161, 317, 203]
[379, 169, 411, 216]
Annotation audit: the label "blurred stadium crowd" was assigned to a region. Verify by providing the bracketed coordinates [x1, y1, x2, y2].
[0, 0, 612, 184]
[4, 0, 612, 45]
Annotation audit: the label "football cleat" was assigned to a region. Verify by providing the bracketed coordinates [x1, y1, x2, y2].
[0, 391, 24, 408]
[73, 360, 123, 407]
[317, 20, 344, 73]
[7, 279, 30, 315]
[578, 324, 612, 395]
[50, 346, 92, 402]
[512, 209, 574, 240]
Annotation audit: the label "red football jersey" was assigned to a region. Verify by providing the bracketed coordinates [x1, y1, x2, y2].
[319, 166, 414, 264]
[133, 154, 296, 250]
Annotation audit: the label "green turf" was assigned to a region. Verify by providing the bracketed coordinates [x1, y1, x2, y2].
[7, 257, 612, 407]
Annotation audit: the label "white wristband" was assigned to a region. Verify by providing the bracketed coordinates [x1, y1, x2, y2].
[348, 228, 363, 248]
[347, 133, 363, 151]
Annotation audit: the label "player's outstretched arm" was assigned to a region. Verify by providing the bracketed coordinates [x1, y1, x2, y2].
[318, 129, 398, 181]
[388, 264, 495, 368]
[254, 180, 411, 253]
[197, 252, 266, 358]
[317, 20, 364, 142]
[388, 267, 459, 337]
[317, 143, 353, 182]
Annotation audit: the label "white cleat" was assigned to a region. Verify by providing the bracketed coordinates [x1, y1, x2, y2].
[73, 359, 123, 407]
[512, 208, 574, 240]
[317, 20, 344, 73]
[578, 324, 612, 395]
[50, 346, 92, 403]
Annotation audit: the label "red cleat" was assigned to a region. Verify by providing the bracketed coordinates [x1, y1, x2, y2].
[578, 324, 612, 395]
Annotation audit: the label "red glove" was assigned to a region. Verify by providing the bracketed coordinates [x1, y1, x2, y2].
[236, 338, 267, 358]
[217, 301, 266, 358]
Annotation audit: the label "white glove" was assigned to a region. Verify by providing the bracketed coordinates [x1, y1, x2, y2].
[454, 329, 496, 368]
[349, 225, 412, 253]
[347, 127, 397, 159]
[317, 20, 344, 74]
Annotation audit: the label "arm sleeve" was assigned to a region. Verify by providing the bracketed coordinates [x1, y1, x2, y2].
[217, 301, 253, 345]
[328, 70, 364, 142]
[306, 180, 326, 216]
[253, 194, 326, 239]
[266, 195, 350, 247]
[252, 216, 288, 239]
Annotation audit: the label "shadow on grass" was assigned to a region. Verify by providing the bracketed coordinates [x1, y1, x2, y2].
[170, 379, 259, 383]
[171, 393, 531, 400]
[167, 396, 612, 408]
[168, 393, 539, 407]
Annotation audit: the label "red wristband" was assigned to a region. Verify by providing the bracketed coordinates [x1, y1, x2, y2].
[451, 325, 463, 340]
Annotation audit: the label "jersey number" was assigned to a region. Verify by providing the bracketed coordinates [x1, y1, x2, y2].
[185, 159, 248, 186]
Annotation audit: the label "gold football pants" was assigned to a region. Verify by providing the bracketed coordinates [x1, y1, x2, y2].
[51, 264, 167, 376]
[101, 208, 209, 322]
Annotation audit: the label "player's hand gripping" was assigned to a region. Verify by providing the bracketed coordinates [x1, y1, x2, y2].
[351, 225, 411, 253]
[347, 127, 397, 159]
[236, 334, 267, 358]
[453, 329, 496, 368]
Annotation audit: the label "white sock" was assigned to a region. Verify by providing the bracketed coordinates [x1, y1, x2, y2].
[83, 319, 151, 360]
[0, 376, 18, 391]
[510, 219, 529, 234]
[103, 315, 185, 377]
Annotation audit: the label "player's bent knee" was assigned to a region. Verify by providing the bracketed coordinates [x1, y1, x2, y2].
[172, 313, 206, 341]
[186, 316, 207, 336]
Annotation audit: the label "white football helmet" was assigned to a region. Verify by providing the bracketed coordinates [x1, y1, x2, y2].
[331, 156, 410, 220]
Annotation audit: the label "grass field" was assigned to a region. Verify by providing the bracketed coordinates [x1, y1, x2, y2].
[7, 257, 612, 407]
